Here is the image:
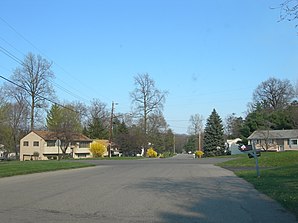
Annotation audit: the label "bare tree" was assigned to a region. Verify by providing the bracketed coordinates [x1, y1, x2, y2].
[277, 0, 298, 29]
[252, 77, 295, 110]
[188, 114, 204, 151]
[130, 73, 167, 138]
[188, 114, 204, 135]
[10, 53, 55, 130]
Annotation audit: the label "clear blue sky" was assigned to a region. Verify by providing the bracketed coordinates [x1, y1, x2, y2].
[0, 0, 297, 134]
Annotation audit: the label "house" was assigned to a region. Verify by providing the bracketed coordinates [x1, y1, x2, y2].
[248, 129, 298, 151]
[20, 131, 93, 161]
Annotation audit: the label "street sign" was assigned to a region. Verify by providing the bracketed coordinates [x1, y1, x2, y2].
[55, 139, 61, 147]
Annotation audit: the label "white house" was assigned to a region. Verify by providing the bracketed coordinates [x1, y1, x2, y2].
[20, 131, 93, 161]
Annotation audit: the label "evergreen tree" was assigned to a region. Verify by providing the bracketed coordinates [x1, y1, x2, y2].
[203, 109, 225, 156]
[46, 104, 63, 131]
[85, 117, 109, 139]
[183, 135, 197, 153]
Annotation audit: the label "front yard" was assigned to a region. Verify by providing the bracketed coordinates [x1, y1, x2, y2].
[218, 151, 298, 219]
[0, 160, 94, 178]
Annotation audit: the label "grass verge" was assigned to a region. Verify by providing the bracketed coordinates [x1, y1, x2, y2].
[0, 160, 95, 178]
[218, 151, 298, 219]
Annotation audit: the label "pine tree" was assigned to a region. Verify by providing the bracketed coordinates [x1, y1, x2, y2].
[203, 109, 225, 156]
[46, 104, 63, 131]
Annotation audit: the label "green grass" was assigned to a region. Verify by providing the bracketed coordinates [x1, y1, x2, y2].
[218, 151, 298, 219]
[0, 160, 95, 178]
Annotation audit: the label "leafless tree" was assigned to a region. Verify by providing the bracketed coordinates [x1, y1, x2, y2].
[10, 53, 55, 130]
[252, 77, 295, 110]
[188, 114, 204, 151]
[188, 114, 204, 135]
[277, 0, 298, 29]
[130, 73, 167, 138]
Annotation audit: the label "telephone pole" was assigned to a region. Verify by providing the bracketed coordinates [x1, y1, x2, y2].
[108, 101, 117, 158]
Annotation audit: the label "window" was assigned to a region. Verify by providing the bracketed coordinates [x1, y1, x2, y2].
[79, 142, 90, 148]
[23, 141, 29, 146]
[47, 141, 56, 147]
[33, 141, 39, 147]
[291, 139, 298, 145]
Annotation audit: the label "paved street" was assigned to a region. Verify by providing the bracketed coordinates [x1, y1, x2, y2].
[0, 155, 296, 223]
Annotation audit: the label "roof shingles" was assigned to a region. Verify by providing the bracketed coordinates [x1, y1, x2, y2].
[32, 130, 92, 142]
[248, 129, 298, 140]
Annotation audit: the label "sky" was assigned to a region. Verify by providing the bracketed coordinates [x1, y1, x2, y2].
[0, 0, 297, 134]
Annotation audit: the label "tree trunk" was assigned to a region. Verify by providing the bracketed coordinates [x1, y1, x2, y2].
[31, 95, 34, 131]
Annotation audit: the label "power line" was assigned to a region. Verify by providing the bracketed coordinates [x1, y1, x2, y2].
[0, 46, 23, 65]
[0, 16, 112, 103]
[0, 74, 79, 114]
[0, 44, 91, 103]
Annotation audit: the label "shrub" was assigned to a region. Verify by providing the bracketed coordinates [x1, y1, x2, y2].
[90, 141, 107, 158]
[33, 151, 39, 160]
[160, 151, 173, 158]
[146, 147, 157, 158]
[195, 150, 204, 158]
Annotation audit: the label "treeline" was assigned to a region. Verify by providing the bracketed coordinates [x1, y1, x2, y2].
[0, 53, 175, 156]
[185, 77, 298, 156]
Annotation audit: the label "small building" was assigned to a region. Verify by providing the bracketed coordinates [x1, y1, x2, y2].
[20, 131, 93, 161]
[0, 144, 6, 160]
[226, 138, 242, 155]
[248, 129, 298, 151]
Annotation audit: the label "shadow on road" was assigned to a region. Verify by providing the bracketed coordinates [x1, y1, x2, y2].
[128, 175, 297, 223]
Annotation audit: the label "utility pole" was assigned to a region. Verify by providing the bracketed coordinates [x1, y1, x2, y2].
[109, 101, 117, 158]
[173, 134, 176, 154]
[198, 132, 201, 151]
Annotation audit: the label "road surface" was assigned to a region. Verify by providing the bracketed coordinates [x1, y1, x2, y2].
[0, 154, 296, 223]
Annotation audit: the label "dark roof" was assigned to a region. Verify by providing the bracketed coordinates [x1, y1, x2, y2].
[32, 130, 92, 142]
[248, 129, 298, 140]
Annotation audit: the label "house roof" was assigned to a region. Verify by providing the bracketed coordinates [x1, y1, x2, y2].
[32, 130, 92, 142]
[248, 129, 298, 140]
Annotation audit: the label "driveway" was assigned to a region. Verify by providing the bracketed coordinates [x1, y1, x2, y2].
[0, 154, 296, 223]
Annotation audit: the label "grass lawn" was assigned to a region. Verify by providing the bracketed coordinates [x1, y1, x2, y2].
[0, 160, 95, 178]
[218, 151, 298, 219]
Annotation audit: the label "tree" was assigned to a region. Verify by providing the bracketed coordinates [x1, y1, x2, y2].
[84, 99, 109, 139]
[188, 114, 204, 151]
[277, 0, 298, 30]
[252, 77, 295, 110]
[188, 114, 204, 135]
[203, 109, 225, 156]
[46, 104, 63, 132]
[46, 103, 82, 157]
[183, 135, 197, 153]
[10, 53, 55, 130]
[130, 73, 167, 146]
[225, 113, 244, 139]
[0, 88, 29, 156]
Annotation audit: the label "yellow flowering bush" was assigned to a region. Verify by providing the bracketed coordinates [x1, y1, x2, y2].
[90, 141, 107, 158]
[146, 147, 158, 158]
[195, 150, 204, 158]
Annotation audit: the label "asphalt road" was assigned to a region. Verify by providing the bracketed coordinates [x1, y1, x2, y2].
[0, 154, 296, 223]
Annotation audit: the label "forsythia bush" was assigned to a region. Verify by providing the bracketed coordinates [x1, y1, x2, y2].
[90, 141, 107, 158]
[195, 150, 204, 158]
[146, 147, 158, 158]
